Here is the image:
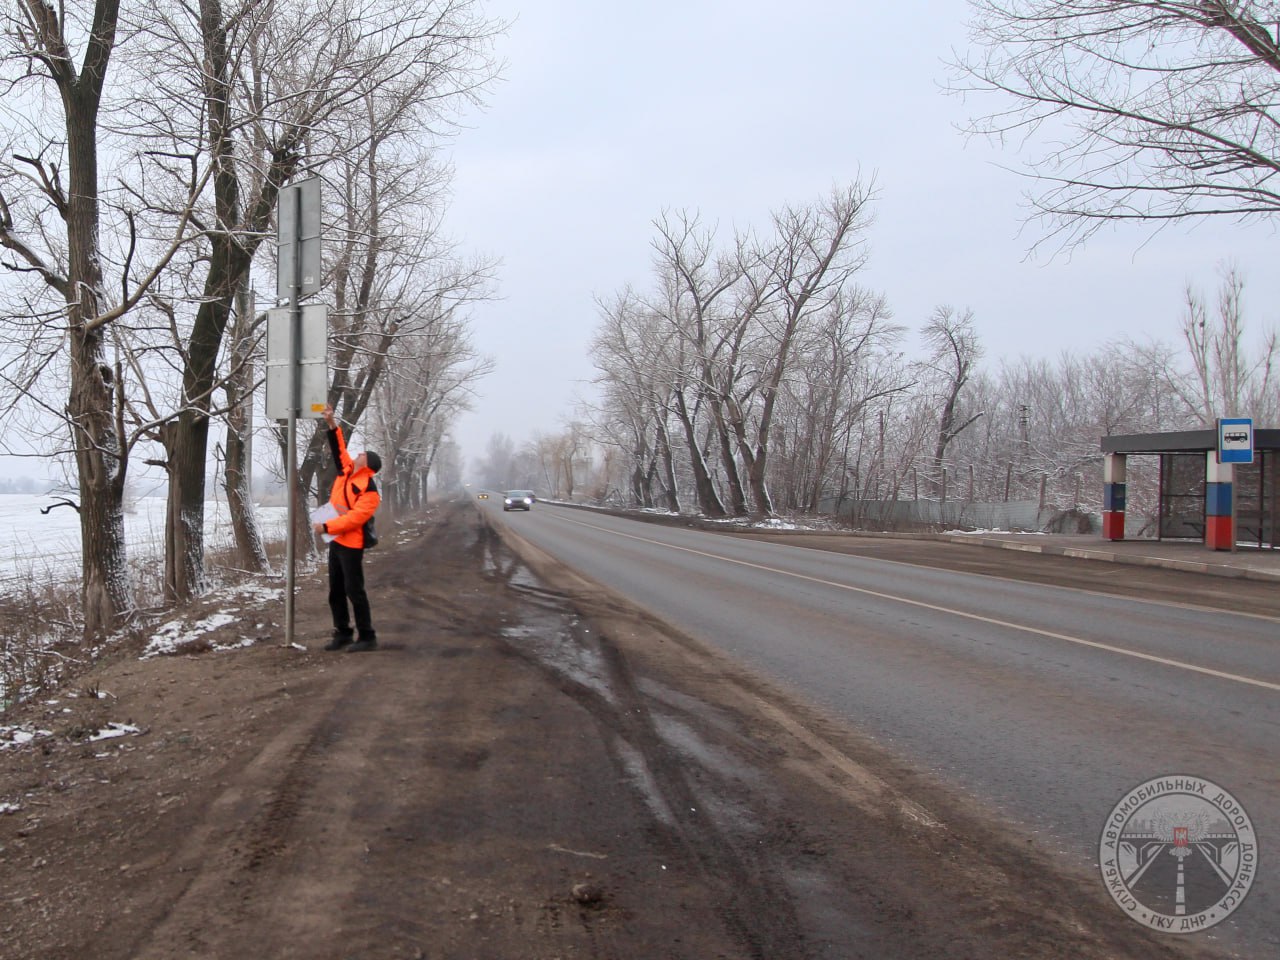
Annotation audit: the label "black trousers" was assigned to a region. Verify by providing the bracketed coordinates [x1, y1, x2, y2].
[328, 542, 375, 640]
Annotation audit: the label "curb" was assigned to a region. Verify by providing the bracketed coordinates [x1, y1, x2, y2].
[935, 534, 1280, 584]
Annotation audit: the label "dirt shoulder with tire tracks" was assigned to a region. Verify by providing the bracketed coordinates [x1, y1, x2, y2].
[0, 501, 1222, 959]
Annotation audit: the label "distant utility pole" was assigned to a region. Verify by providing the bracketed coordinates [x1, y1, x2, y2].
[268, 176, 327, 646]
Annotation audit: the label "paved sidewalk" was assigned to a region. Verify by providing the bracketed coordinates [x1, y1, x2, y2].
[936, 531, 1280, 583]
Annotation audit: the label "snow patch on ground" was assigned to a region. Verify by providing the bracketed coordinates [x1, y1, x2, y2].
[141, 580, 282, 659]
[231, 583, 284, 603]
[142, 613, 239, 658]
[755, 518, 803, 530]
[0, 725, 52, 751]
[88, 722, 141, 742]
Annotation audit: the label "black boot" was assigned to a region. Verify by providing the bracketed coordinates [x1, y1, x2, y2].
[347, 634, 378, 652]
[324, 630, 354, 651]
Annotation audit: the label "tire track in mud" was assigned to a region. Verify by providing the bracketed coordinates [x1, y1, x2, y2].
[480, 521, 807, 959]
[125, 669, 364, 959]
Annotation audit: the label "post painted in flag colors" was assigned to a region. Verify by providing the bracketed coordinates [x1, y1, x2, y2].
[1103, 453, 1126, 541]
[1205, 453, 1234, 551]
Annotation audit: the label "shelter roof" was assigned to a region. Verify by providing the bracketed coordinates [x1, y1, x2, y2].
[1101, 429, 1280, 454]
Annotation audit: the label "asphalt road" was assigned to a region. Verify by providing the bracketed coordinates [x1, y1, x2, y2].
[484, 500, 1278, 958]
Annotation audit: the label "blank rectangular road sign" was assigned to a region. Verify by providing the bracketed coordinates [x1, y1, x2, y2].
[265, 305, 328, 420]
[277, 177, 322, 300]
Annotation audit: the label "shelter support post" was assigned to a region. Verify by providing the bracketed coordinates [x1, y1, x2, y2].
[1102, 453, 1126, 541]
[1205, 454, 1234, 551]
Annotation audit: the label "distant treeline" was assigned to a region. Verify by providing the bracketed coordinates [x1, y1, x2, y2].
[0, 479, 55, 495]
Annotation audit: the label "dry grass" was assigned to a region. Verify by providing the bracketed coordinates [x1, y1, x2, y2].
[0, 535, 296, 715]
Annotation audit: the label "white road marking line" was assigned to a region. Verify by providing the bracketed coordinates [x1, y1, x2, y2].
[555, 515, 1280, 694]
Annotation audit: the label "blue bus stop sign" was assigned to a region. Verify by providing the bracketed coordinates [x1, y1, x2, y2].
[1218, 417, 1254, 464]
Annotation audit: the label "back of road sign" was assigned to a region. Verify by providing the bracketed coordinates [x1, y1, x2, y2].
[277, 177, 322, 300]
[265, 305, 328, 420]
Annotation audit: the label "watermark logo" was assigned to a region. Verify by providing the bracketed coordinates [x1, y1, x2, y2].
[1099, 775, 1257, 933]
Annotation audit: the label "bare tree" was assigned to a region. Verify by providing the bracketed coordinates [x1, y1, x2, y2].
[1128, 264, 1278, 425]
[590, 288, 681, 511]
[957, 1, 1280, 248]
[771, 290, 906, 514]
[735, 184, 878, 517]
[647, 212, 740, 517]
[366, 286, 494, 515]
[590, 184, 883, 519]
[1, 0, 137, 635]
[113, 0, 499, 599]
[921, 306, 984, 483]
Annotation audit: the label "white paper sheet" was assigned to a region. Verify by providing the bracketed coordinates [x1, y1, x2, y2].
[310, 503, 339, 543]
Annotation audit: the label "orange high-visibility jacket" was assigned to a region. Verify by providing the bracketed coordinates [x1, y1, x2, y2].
[320, 425, 380, 549]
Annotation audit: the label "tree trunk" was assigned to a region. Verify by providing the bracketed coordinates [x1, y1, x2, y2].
[224, 283, 268, 571]
[70, 331, 131, 637]
[630, 464, 648, 507]
[163, 418, 208, 601]
[710, 398, 748, 516]
[164, 242, 246, 600]
[672, 390, 725, 517]
[653, 405, 681, 513]
[62, 27, 131, 637]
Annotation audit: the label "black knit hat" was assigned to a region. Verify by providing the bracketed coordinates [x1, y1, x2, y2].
[365, 451, 382, 473]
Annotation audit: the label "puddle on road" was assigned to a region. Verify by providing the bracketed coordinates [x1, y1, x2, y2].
[499, 621, 618, 708]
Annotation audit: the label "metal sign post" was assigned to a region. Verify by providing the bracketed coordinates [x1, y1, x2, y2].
[275, 177, 323, 646]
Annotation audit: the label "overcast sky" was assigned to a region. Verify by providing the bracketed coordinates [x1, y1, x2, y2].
[444, 0, 1280, 468]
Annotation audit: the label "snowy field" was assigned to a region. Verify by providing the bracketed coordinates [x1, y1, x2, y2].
[0, 495, 289, 594]
[0, 494, 292, 718]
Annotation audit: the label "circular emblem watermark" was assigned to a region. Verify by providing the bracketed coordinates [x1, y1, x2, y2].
[1099, 775, 1257, 933]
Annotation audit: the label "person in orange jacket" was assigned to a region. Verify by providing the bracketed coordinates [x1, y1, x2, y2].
[312, 403, 382, 652]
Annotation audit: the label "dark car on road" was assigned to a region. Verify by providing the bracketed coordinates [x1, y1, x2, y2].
[503, 490, 535, 511]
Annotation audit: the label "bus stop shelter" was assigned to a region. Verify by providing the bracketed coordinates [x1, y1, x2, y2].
[1100, 428, 1278, 551]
